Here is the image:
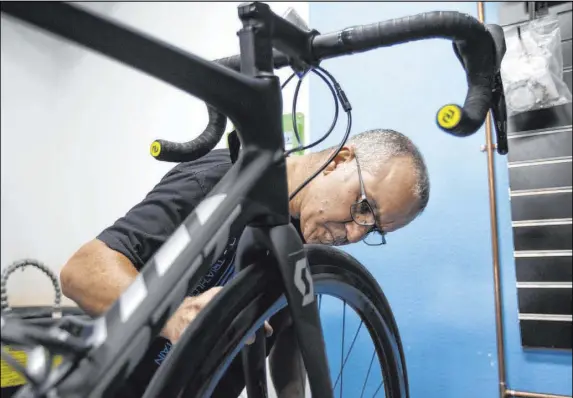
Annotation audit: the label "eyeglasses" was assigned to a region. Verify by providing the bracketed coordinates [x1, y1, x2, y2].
[350, 155, 387, 246]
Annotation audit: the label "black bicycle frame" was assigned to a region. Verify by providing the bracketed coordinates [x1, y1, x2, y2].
[1, 2, 332, 398]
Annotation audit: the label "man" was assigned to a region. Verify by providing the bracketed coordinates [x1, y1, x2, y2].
[60, 128, 429, 397]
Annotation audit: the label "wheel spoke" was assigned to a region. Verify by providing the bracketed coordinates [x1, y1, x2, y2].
[182, 249, 406, 398]
[359, 351, 376, 398]
[371, 380, 384, 398]
[339, 301, 346, 398]
[333, 320, 363, 390]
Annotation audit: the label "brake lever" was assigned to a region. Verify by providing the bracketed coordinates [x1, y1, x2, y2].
[491, 72, 508, 155]
[451, 40, 509, 154]
[2, 316, 92, 356]
[2, 316, 93, 398]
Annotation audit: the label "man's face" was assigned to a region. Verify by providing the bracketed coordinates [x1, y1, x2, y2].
[298, 147, 420, 246]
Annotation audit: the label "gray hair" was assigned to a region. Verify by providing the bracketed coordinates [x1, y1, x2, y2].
[328, 129, 430, 216]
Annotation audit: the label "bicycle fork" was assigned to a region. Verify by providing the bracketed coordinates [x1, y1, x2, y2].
[236, 224, 334, 398]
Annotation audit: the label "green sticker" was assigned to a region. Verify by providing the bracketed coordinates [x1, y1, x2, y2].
[225, 113, 305, 155]
[283, 113, 305, 155]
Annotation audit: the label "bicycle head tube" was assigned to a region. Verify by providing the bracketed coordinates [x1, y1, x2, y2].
[233, 2, 294, 227]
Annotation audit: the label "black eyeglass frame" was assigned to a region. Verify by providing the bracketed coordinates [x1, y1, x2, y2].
[350, 154, 387, 246]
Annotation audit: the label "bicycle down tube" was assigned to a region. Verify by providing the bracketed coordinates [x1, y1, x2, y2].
[0, 2, 506, 397]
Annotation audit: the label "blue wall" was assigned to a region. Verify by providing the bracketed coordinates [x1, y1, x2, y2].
[309, 2, 572, 397]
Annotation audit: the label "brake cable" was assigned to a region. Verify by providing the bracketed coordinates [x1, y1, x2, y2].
[287, 66, 353, 201]
[285, 68, 340, 156]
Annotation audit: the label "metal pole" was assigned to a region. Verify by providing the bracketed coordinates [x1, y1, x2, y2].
[476, 3, 507, 397]
[507, 390, 573, 398]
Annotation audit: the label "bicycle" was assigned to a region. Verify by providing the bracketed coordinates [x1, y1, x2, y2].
[0, 2, 509, 397]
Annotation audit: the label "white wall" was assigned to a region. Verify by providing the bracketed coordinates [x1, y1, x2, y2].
[0, 2, 309, 308]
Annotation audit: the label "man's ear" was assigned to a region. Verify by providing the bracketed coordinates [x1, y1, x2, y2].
[323, 145, 356, 175]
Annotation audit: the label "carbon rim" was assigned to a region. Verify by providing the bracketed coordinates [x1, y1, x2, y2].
[200, 265, 408, 398]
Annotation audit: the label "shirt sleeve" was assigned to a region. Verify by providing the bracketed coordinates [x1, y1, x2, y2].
[97, 164, 206, 270]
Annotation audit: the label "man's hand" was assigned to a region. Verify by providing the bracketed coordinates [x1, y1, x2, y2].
[160, 287, 223, 344]
[160, 287, 272, 345]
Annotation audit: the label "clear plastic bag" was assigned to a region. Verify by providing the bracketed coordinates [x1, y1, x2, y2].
[501, 15, 572, 116]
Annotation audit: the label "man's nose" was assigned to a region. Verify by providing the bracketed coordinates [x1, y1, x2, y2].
[346, 222, 368, 243]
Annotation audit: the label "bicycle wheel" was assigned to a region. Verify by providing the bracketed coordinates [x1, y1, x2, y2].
[147, 244, 409, 398]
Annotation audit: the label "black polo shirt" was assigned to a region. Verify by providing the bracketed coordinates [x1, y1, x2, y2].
[96, 148, 302, 397]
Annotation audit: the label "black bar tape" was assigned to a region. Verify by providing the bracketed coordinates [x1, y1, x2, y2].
[217, 54, 242, 70]
[150, 103, 227, 162]
[312, 11, 500, 137]
[312, 12, 491, 58]
[149, 51, 291, 163]
[148, 56, 243, 163]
